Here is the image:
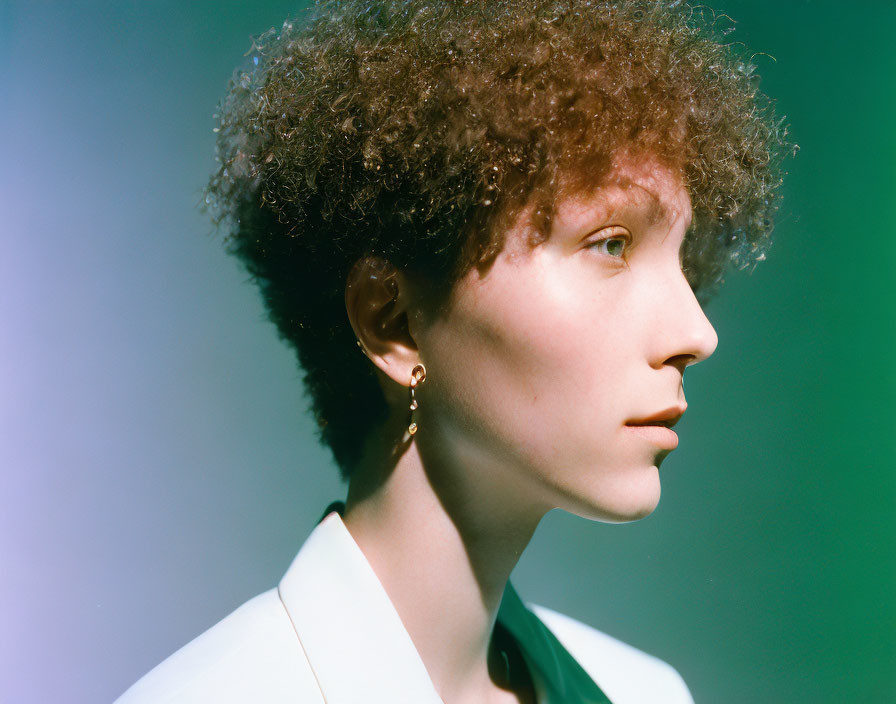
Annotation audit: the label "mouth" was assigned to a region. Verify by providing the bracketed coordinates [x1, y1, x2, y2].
[625, 405, 687, 429]
[624, 405, 686, 451]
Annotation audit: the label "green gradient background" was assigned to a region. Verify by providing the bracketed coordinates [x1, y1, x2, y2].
[2, 2, 893, 703]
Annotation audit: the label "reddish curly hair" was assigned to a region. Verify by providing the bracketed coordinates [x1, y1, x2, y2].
[206, 0, 792, 477]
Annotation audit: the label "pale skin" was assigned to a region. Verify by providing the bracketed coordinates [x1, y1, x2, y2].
[343, 154, 719, 704]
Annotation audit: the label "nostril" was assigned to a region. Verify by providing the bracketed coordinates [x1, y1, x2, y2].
[665, 353, 694, 374]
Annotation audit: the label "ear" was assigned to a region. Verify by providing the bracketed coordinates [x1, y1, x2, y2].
[345, 256, 422, 389]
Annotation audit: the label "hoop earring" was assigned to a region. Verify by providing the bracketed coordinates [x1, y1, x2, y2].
[407, 364, 426, 436]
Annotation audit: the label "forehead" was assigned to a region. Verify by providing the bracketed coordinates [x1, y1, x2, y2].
[556, 157, 693, 231]
[468, 156, 693, 268]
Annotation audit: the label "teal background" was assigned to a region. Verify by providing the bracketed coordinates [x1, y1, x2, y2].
[2, 2, 893, 702]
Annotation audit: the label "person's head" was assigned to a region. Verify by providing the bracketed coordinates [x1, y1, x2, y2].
[207, 0, 791, 518]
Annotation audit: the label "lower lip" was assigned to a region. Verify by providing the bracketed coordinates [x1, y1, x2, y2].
[625, 424, 679, 450]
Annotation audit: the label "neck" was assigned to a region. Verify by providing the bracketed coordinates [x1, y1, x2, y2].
[343, 413, 547, 703]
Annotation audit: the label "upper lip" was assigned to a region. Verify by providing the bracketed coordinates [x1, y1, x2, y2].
[626, 405, 687, 428]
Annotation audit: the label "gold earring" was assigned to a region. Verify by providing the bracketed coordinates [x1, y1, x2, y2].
[407, 364, 426, 435]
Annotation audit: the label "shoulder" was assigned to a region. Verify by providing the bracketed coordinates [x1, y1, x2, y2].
[114, 588, 323, 704]
[530, 604, 694, 704]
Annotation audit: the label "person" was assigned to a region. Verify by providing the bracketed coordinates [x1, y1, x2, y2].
[116, 0, 790, 702]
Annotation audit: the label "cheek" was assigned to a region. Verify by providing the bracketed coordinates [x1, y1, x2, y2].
[418, 258, 632, 470]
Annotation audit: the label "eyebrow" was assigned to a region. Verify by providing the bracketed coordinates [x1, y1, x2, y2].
[601, 176, 692, 230]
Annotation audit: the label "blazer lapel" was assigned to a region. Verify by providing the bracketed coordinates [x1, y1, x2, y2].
[277, 512, 444, 704]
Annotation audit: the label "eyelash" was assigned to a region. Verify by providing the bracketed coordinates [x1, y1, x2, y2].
[587, 229, 632, 260]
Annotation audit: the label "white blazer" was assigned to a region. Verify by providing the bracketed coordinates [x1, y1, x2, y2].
[115, 512, 693, 703]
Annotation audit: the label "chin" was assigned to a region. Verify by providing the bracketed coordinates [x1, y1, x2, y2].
[561, 466, 662, 524]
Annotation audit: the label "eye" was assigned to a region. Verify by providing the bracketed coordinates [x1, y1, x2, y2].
[586, 227, 631, 259]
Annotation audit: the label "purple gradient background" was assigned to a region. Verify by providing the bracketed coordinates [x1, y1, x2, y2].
[2, 3, 343, 701]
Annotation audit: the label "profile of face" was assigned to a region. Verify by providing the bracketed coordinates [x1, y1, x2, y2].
[407, 155, 718, 524]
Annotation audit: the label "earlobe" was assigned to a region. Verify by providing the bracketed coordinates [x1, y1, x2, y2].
[345, 256, 421, 386]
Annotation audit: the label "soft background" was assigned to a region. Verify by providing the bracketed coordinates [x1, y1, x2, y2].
[2, 1, 893, 702]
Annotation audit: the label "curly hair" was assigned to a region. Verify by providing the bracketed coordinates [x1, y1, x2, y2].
[206, 0, 792, 478]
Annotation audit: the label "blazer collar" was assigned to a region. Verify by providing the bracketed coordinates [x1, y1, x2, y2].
[278, 510, 611, 704]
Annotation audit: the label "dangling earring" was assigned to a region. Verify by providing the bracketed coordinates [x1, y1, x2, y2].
[407, 364, 426, 436]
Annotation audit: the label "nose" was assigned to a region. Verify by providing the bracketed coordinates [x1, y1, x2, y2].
[649, 269, 719, 374]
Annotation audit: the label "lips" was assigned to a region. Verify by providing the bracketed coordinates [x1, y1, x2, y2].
[626, 405, 687, 429]
[624, 405, 686, 451]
